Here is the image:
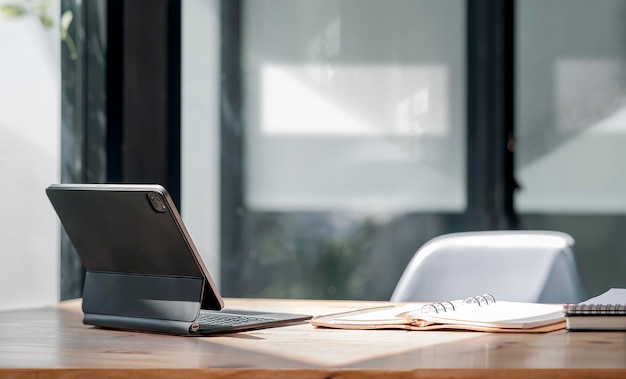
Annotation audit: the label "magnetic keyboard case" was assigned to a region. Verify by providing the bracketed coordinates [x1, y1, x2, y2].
[46, 184, 224, 335]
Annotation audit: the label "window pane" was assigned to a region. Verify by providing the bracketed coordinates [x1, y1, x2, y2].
[220, 0, 466, 300]
[516, 0, 626, 295]
[516, 0, 626, 213]
[243, 0, 466, 212]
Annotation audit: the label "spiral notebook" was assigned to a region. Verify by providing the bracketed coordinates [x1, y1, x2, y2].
[563, 288, 626, 330]
[311, 295, 566, 333]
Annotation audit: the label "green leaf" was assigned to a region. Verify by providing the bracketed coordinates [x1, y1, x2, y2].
[0, 4, 28, 18]
[60, 10, 73, 31]
[38, 13, 54, 28]
[64, 34, 78, 60]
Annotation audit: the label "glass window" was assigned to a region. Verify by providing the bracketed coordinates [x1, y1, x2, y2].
[516, 0, 626, 295]
[215, 0, 467, 300]
[243, 0, 465, 212]
[517, 0, 626, 213]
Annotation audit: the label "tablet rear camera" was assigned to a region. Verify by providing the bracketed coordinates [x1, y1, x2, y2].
[147, 192, 167, 213]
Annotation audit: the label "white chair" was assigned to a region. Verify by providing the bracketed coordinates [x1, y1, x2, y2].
[390, 230, 587, 304]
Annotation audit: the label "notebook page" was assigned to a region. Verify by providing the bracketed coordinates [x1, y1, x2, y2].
[332, 304, 422, 325]
[418, 301, 564, 329]
[333, 300, 466, 325]
[580, 288, 626, 305]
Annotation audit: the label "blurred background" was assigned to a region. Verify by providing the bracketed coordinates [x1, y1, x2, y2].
[2, 0, 626, 310]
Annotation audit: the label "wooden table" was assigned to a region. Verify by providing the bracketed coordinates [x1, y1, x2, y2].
[1, 298, 625, 378]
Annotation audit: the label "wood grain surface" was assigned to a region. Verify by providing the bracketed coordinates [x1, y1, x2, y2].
[1, 298, 625, 378]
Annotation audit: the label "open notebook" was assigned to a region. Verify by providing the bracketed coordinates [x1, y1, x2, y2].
[311, 295, 566, 333]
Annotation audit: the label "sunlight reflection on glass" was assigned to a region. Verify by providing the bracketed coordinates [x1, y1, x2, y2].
[260, 64, 448, 138]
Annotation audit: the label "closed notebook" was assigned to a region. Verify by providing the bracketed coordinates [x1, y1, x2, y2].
[311, 295, 566, 333]
[563, 288, 626, 331]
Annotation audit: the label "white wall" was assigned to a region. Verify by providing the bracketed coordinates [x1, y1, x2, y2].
[181, 0, 221, 287]
[0, 1, 61, 310]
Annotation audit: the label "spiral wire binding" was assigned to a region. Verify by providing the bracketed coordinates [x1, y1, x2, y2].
[464, 294, 496, 306]
[563, 303, 626, 315]
[420, 294, 496, 314]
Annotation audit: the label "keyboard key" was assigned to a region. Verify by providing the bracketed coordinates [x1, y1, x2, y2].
[197, 313, 275, 327]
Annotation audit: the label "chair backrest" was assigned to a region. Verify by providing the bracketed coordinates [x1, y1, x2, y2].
[390, 230, 587, 304]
